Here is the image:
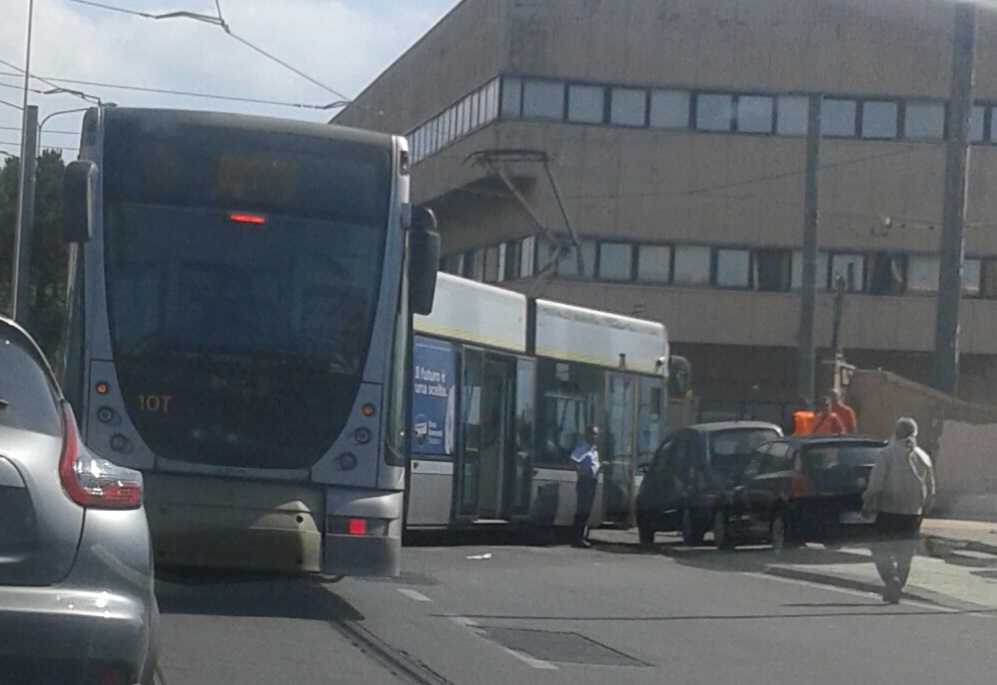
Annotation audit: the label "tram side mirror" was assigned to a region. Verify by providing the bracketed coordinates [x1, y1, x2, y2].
[62, 160, 97, 243]
[408, 206, 440, 316]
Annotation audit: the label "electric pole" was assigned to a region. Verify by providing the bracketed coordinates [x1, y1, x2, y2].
[932, 3, 976, 394]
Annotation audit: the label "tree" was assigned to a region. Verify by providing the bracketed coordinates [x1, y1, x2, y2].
[0, 150, 67, 359]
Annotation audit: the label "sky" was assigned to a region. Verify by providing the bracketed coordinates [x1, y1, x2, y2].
[0, 0, 462, 159]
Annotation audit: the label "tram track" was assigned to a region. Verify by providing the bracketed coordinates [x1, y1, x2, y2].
[320, 596, 455, 685]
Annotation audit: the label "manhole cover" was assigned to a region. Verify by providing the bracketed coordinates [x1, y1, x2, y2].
[480, 627, 648, 667]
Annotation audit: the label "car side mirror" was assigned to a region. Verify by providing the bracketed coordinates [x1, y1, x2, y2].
[62, 160, 97, 243]
[408, 206, 439, 316]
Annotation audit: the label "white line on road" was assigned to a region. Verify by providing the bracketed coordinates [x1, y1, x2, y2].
[502, 648, 559, 670]
[396, 588, 432, 602]
[448, 616, 559, 671]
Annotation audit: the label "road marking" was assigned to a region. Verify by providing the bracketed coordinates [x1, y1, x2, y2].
[449, 616, 559, 671]
[502, 648, 559, 670]
[396, 588, 432, 602]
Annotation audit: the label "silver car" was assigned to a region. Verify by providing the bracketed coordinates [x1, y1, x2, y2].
[0, 316, 159, 685]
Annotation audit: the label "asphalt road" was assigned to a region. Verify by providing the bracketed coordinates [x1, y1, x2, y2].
[155, 536, 997, 685]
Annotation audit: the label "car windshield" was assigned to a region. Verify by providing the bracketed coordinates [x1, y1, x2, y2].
[710, 428, 781, 469]
[802, 443, 883, 470]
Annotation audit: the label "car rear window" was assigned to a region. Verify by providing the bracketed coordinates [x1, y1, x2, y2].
[803, 444, 881, 470]
[0, 336, 62, 437]
[711, 428, 780, 459]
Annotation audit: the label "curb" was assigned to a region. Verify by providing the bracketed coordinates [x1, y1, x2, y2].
[924, 534, 997, 559]
[764, 565, 934, 604]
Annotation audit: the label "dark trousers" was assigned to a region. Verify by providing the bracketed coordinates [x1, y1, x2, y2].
[870, 512, 922, 594]
[572, 477, 598, 543]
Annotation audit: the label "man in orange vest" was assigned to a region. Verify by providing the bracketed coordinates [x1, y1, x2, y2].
[829, 388, 858, 434]
[812, 394, 845, 434]
[791, 397, 816, 435]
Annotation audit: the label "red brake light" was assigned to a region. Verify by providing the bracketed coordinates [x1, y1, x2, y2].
[59, 404, 143, 509]
[348, 518, 367, 536]
[229, 212, 266, 224]
[789, 472, 815, 497]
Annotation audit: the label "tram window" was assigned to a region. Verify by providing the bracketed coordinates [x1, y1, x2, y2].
[539, 393, 584, 465]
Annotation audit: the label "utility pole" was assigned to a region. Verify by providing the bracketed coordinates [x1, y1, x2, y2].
[10, 0, 35, 324]
[11, 104, 38, 326]
[797, 94, 821, 404]
[932, 3, 976, 394]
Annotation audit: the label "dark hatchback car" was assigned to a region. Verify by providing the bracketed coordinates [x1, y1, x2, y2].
[711, 435, 886, 552]
[0, 316, 160, 684]
[636, 421, 783, 545]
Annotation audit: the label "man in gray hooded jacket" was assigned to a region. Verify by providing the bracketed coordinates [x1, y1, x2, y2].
[862, 417, 936, 603]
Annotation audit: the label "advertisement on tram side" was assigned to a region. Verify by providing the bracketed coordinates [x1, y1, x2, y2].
[411, 336, 457, 455]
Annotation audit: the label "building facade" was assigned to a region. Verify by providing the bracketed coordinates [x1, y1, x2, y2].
[334, 0, 997, 422]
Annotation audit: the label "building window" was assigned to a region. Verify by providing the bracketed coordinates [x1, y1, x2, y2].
[649, 89, 690, 129]
[776, 95, 809, 136]
[522, 79, 564, 120]
[673, 246, 711, 285]
[971, 104, 986, 142]
[737, 95, 774, 134]
[637, 245, 672, 283]
[791, 251, 830, 291]
[981, 259, 997, 298]
[567, 84, 605, 124]
[964, 258, 982, 296]
[598, 242, 634, 281]
[482, 78, 500, 123]
[862, 101, 898, 139]
[520, 236, 536, 278]
[755, 249, 792, 292]
[823, 98, 857, 137]
[551, 240, 596, 279]
[983, 107, 997, 143]
[830, 253, 865, 292]
[907, 256, 939, 294]
[696, 93, 733, 132]
[442, 253, 463, 275]
[611, 88, 647, 127]
[501, 76, 522, 117]
[463, 250, 484, 281]
[905, 101, 945, 140]
[714, 248, 752, 288]
[867, 252, 906, 295]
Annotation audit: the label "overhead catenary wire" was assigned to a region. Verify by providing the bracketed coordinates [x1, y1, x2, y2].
[67, 0, 354, 105]
[0, 56, 102, 105]
[0, 71, 343, 111]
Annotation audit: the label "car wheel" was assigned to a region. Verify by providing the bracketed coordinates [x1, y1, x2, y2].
[681, 508, 705, 546]
[769, 513, 803, 554]
[713, 510, 734, 550]
[637, 512, 655, 546]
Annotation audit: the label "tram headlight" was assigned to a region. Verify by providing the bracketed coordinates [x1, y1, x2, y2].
[354, 427, 372, 445]
[97, 406, 115, 424]
[338, 452, 358, 471]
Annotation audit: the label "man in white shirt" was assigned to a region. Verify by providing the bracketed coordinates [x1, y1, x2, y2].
[862, 417, 936, 603]
[570, 425, 601, 548]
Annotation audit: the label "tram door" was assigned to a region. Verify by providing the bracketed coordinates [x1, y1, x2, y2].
[455, 351, 526, 523]
[604, 373, 637, 526]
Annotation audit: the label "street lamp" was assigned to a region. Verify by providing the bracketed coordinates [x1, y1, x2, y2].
[10, 0, 34, 322]
[40, 107, 93, 153]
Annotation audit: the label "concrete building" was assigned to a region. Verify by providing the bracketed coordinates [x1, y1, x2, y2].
[334, 0, 997, 423]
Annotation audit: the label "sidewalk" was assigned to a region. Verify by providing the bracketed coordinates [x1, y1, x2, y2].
[588, 517, 997, 611]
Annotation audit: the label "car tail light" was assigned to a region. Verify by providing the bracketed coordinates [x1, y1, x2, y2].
[59, 404, 143, 509]
[789, 472, 814, 497]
